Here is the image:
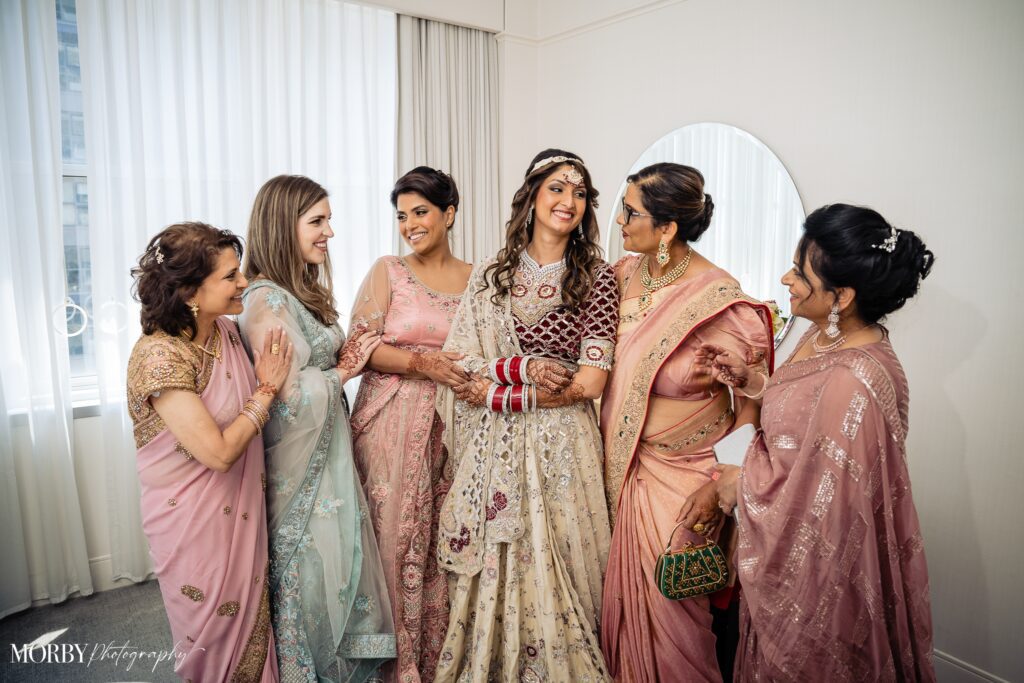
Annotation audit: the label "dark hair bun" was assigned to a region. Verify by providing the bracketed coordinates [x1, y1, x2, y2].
[626, 163, 712, 242]
[799, 204, 935, 324]
[390, 166, 460, 214]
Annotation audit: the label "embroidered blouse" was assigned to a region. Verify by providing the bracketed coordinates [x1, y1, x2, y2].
[126, 324, 226, 448]
[510, 252, 618, 370]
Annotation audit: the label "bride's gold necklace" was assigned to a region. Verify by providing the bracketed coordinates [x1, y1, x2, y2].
[638, 247, 692, 310]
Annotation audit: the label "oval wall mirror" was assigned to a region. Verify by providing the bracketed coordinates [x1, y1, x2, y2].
[605, 123, 804, 343]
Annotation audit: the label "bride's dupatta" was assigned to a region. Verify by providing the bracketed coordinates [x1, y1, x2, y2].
[434, 260, 612, 680]
[131, 317, 276, 682]
[602, 265, 775, 521]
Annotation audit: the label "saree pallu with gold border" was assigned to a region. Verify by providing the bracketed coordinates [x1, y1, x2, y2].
[128, 317, 276, 682]
[736, 333, 935, 682]
[433, 259, 614, 683]
[601, 258, 773, 683]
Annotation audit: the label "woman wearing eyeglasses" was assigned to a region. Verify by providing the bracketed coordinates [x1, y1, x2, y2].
[600, 163, 774, 682]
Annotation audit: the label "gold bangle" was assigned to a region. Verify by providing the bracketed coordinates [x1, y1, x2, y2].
[240, 409, 263, 433]
[244, 398, 270, 422]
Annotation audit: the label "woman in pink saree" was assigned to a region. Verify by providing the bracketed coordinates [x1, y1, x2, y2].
[704, 204, 936, 681]
[126, 223, 292, 681]
[600, 164, 773, 682]
[349, 168, 472, 682]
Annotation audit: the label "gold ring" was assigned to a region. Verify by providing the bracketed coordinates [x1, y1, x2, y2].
[271, 343, 281, 355]
[692, 522, 705, 534]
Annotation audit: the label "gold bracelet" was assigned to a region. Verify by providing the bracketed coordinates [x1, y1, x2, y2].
[244, 398, 270, 422]
[243, 399, 270, 429]
[240, 409, 263, 433]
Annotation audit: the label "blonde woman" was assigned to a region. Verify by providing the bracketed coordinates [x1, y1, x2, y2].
[239, 175, 396, 681]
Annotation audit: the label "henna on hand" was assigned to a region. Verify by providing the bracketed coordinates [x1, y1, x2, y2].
[453, 375, 491, 407]
[336, 334, 366, 373]
[410, 351, 452, 375]
[715, 362, 749, 388]
[526, 359, 573, 393]
[535, 381, 586, 409]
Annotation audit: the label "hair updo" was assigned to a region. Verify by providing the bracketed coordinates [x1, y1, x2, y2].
[131, 222, 242, 338]
[627, 162, 714, 242]
[390, 166, 460, 221]
[797, 204, 934, 324]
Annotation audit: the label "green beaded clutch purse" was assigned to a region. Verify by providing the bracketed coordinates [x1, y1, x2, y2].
[654, 520, 729, 600]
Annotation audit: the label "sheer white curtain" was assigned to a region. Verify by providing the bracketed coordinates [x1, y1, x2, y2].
[397, 14, 500, 262]
[0, 0, 94, 617]
[76, 0, 397, 581]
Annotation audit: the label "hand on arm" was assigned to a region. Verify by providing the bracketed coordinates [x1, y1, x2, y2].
[408, 350, 470, 386]
[335, 327, 382, 384]
[153, 327, 292, 473]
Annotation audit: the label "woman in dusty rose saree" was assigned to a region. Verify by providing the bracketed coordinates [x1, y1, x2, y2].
[705, 204, 936, 681]
[600, 164, 773, 682]
[127, 223, 291, 681]
[349, 168, 472, 682]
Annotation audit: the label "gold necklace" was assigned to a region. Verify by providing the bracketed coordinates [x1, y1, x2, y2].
[190, 327, 222, 362]
[638, 248, 692, 310]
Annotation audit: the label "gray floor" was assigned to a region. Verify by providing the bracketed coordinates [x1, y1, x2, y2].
[0, 581, 176, 682]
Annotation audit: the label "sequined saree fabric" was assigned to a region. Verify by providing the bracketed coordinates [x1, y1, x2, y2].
[599, 256, 773, 683]
[433, 257, 617, 683]
[736, 331, 935, 682]
[239, 281, 396, 683]
[127, 317, 277, 682]
[349, 257, 461, 683]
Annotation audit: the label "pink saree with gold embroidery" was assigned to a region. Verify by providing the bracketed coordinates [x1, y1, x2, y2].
[127, 317, 276, 682]
[600, 257, 773, 683]
[349, 256, 461, 683]
[736, 331, 935, 682]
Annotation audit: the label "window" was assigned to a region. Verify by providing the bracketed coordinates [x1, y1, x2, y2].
[57, 0, 96, 391]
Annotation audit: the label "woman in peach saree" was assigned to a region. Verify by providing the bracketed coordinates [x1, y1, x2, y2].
[600, 164, 773, 682]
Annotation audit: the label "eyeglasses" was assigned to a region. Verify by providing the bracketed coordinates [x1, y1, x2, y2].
[621, 198, 654, 225]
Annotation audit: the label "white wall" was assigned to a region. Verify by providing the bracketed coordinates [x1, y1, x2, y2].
[50, 0, 1023, 680]
[497, 0, 1024, 680]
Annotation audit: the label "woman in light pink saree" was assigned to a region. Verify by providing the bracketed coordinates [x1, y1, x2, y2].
[126, 223, 291, 682]
[601, 164, 773, 682]
[704, 204, 936, 681]
[349, 168, 471, 682]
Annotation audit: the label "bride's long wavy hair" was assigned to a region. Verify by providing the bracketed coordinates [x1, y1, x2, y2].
[483, 148, 603, 312]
